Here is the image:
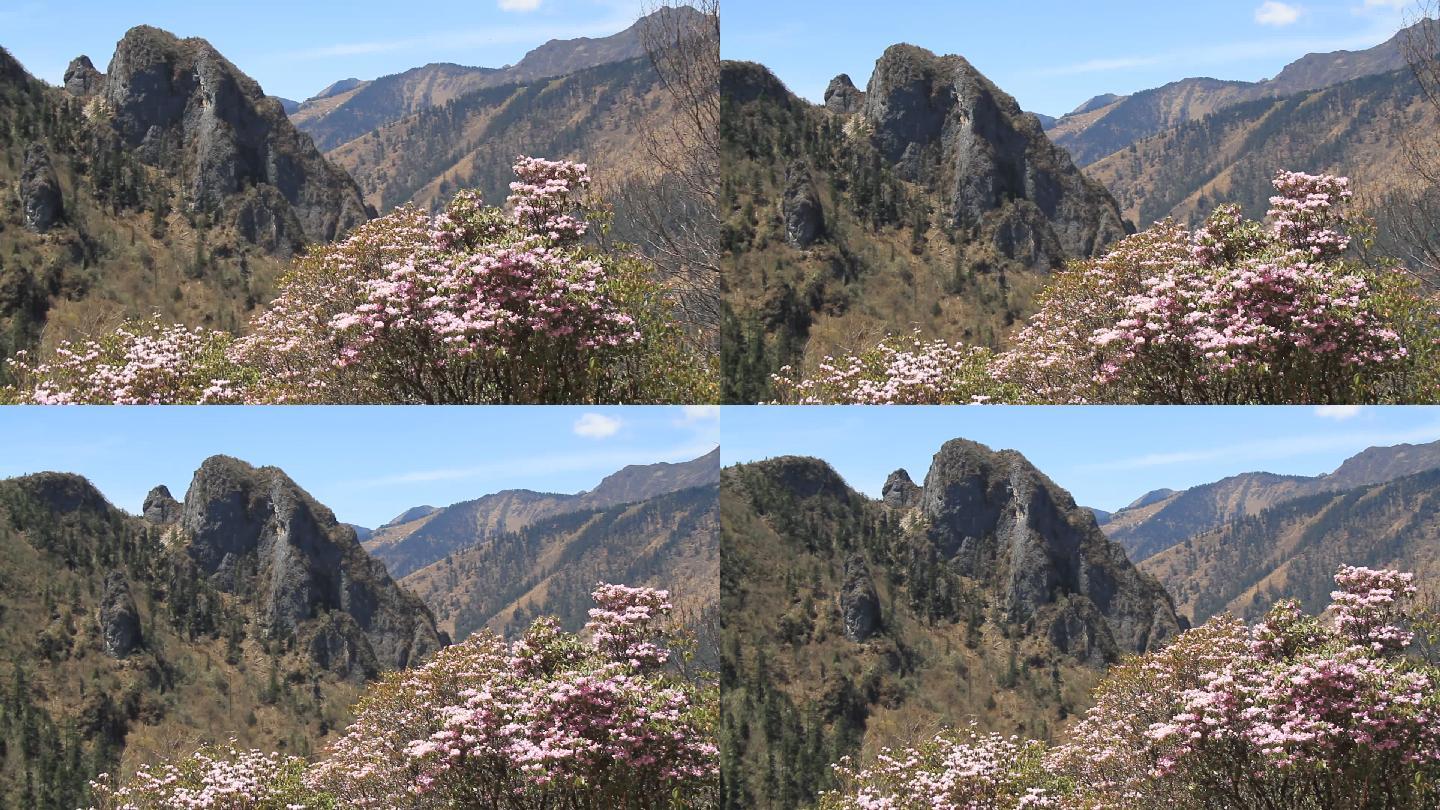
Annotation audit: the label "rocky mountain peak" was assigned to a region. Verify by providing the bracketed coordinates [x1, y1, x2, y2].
[860, 43, 1128, 270]
[63, 55, 104, 96]
[180, 455, 445, 677]
[98, 25, 371, 251]
[824, 72, 865, 114]
[142, 484, 181, 524]
[881, 468, 921, 509]
[919, 439, 1182, 663]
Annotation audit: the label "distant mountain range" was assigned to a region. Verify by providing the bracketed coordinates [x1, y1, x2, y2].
[363, 448, 719, 579]
[1046, 19, 1433, 167]
[289, 7, 698, 153]
[1103, 439, 1440, 562]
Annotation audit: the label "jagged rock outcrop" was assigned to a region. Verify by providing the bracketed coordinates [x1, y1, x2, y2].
[782, 160, 824, 248]
[19, 144, 63, 233]
[860, 44, 1128, 271]
[63, 56, 104, 97]
[180, 455, 445, 678]
[98, 572, 141, 658]
[920, 439, 1183, 661]
[142, 485, 180, 524]
[96, 26, 371, 250]
[824, 73, 865, 115]
[881, 468, 921, 510]
[839, 555, 881, 642]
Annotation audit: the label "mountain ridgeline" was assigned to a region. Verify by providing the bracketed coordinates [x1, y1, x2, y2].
[1103, 439, 1440, 562]
[0, 457, 443, 809]
[289, 5, 703, 153]
[720, 45, 1128, 402]
[720, 440, 1181, 809]
[1047, 19, 1434, 167]
[363, 449, 720, 580]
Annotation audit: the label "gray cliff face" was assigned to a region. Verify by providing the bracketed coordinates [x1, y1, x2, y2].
[180, 455, 445, 678]
[861, 44, 1128, 271]
[881, 468, 921, 510]
[824, 73, 866, 115]
[142, 485, 181, 525]
[920, 439, 1182, 663]
[782, 160, 824, 248]
[19, 144, 63, 233]
[839, 555, 881, 642]
[99, 572, 142, 658]
[96, 26, 371, 252]
[63, 55, 105, 97]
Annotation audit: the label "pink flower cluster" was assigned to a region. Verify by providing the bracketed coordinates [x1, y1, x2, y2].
[1061, 565, 1440, 807]
[309, 583, 717, 808]
[88, 742, 312, 809]
[297, 157, 643, 402]
[4, 317, 245, 404]
[772, 331, 1002, 404]
[820, 725, 1060, 810]
[1011, 170, 1410, 402]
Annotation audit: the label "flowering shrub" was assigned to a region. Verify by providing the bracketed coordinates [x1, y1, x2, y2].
[85, 585, 715, 809]
[4, 157, 715, 404]
[234, 156, 713, 404]
[88, 742, 327, 809]
[827, 566, 1440, 809]
[817, 726, 1067, 810]
[2, 316, 251, 404]
[307, 583, 718, 808]
[774, 171, 1440, 404]
[770, 331, 1011, 404]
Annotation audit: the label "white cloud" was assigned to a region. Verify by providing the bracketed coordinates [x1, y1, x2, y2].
[1361, 0, 1409, 9]
[1315, 405, 1364, 421]
[677, 405, 720, 424]
[573, 413, 622, 439]
[1255, 1, 1303, 26]
[499, 0, 542, 10]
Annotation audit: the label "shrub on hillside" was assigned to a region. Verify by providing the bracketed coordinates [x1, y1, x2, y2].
[774, 171, 1440, 404]
[822, 565, 1440, 809]
[4, 158, 715, 404]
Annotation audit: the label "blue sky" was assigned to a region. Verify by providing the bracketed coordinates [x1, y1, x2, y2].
[721, 406, 1440, 512]
[723, 0, 1422, 116]
[0, 406, 719, 528]
[0, 0, 648, 102]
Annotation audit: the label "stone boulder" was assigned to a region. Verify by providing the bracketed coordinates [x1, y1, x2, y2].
[19, 144, 63, 233]
[839, 555, 881, 642]
[99, 573, 142, 658]
[782, 160, 824, 248]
